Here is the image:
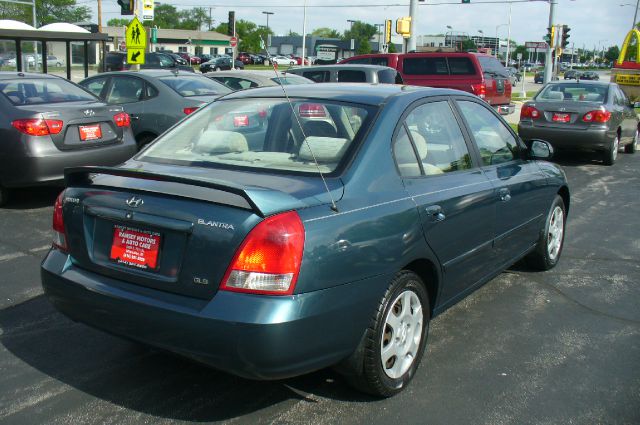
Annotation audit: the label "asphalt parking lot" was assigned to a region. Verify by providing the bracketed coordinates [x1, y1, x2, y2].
[0, 151, 638, 424]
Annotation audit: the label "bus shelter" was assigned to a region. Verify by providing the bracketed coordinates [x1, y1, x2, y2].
[0, 27, 108, 79]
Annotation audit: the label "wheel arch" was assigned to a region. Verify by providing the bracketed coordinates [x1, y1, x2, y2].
[402, 258, 439, 316]
[557, 185, 570, 214]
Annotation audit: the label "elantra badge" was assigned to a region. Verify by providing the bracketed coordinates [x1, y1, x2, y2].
[83, 109, 96, 117]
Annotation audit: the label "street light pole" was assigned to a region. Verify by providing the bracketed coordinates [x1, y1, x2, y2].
[407, 0, 418, 52]
[495, 24, 507, 58]
[634, 0, 640, 29]
[544, 0, 557, 84]
[505, 2, 513, 65]
[375, 23, 384, 53]
[262, 11, 274, 48]
[301, 0, 307, 66]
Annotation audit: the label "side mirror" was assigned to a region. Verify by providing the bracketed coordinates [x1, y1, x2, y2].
[527, 139, 554, 160]
[633, 101, 640, 109]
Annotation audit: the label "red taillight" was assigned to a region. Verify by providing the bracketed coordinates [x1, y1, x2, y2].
[298, 103, 326, 118]
[520, 105, 541, 120]
[233, 115, 249, 127]
[471, 83, 486, 99]
[52, 191, 68, 252]
[258, 109, 268, 118]
[12, 118, 63, 136]
[220, 211, 305, 295]
[582, 110, 611, 123]
[183, 107, 199, 115]
[113, 112, 130, 127]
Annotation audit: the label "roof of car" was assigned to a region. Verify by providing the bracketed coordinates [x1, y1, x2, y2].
[548, 80, 608, 86]
[220, 82, 472, 105]
[288, 64, 395, 72]
[0, 71, 63, 80]
[89, 70, 205, 78]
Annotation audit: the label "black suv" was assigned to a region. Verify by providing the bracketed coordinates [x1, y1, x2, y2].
[103, 52, 194, 72]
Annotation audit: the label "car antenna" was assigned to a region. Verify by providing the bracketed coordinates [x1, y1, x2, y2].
[261, 38, 338, 213]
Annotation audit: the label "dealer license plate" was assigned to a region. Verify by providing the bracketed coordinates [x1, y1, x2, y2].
[552, 113, 570, 123]
[109, 225, 161, 270]
[79, 124, 102, 141]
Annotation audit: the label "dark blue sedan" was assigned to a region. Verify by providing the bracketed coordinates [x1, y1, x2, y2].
[41, 84, 569, 397]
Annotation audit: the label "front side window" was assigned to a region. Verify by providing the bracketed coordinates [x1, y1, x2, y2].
[457, 100, 518, 166]
[106, 76, 144, 104]
[337, 70, 367, 82]
[139, 98, 373, 175]
[401, 101, 473, 174]
[81, 77, 108, 98]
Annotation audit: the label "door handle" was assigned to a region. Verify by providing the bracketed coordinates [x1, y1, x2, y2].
[498, 188, 511, 202]
[425, 205, 446, 222]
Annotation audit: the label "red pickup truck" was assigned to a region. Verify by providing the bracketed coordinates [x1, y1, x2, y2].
[340, 52, 515, 115]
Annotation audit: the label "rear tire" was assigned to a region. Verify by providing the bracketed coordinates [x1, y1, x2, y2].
[214, 66, 221, 71]
[603, 135, 619, 165]
[624, 130, 638, 154]
[526, 195, 566, 271]
[136, 134, 156, 151]
[339, 270, 429, 397]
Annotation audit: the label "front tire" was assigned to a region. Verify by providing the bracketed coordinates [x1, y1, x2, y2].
[603, 135, 619, 165]
[624, 130, 638, 154]
[341, 270, 430, 397]
[526, 195, 566, 271]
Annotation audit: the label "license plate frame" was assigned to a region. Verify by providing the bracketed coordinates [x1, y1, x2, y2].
[552, 113, 571, 123]
[79, 124, 102, 141]
[109, 225, 161, 270]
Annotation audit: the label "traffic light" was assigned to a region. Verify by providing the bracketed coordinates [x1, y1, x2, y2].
[561, 25, 571, 48]
[117, 0, 134, 15]
[543, 26, 555, 47]
[384, 19, 392, 44]
[228, 11, 235, 36]
[396, 17, 411, 37]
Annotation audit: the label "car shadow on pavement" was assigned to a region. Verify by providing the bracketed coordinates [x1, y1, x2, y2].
[3, 186, 62, 210]
[550, 150, 608, 166]
[0, 296, 375, 422]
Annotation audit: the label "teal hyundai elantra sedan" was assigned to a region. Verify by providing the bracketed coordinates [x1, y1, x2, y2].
[42, 83, 569, 397]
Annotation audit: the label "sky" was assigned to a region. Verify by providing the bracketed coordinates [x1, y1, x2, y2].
[91, 0, 632, 51]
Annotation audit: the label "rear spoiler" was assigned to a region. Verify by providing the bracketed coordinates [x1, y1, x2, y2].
[64, 166, 306, 217]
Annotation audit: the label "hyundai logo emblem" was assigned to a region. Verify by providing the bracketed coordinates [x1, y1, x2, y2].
[125, 196, 144, 208]
[83, 109, 95, 117]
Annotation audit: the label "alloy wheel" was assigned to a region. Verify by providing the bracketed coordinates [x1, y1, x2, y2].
[381, 290, 423, 379]
[547, 206, 564, 261]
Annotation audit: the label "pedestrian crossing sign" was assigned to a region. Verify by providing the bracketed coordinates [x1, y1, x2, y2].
[127, 48, 145, 65]
[125, 17, 146, 50]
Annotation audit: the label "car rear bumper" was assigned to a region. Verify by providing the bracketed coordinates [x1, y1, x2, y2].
[41, 249, 387, 380]
[0, 132, 137, 188]
[495, 103, 516, 115]
[518, 121, 613, 150]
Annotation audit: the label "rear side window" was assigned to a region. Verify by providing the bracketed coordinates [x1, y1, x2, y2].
[158, 76, 231, 97]
[106, 76, 144, 104]
[337, 70, 366, 82]
[403, 57, 448, 75]
[81, 77, 108, 97]
[303, 71, 330, 82]
[448, 57, 475, 75]
[0, 78, 96, 105]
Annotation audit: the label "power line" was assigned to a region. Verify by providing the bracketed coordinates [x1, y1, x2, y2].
[111, 0, 548, 8]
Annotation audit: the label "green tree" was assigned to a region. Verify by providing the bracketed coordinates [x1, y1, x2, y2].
[461, 38, 477, 51]
[149, 4, 180, 29]
[214, 19, 272, 52]
[388, 43, 397, 53]
[357, 38, 371, 55]
[344, 21, 377, 43]
[0, 0, 90, 27]
[107, 18, 129, 27]
[287, 30, 300, 37]
[178, 7, 211, 31]
[311, 27, 342, 39]
[604, 45, 620, 63]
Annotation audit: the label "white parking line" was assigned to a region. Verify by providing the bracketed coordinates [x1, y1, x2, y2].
[0, 252, 27, 262]
[29, 245, 51, 253]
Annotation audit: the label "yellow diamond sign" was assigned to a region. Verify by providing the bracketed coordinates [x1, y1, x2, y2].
[126, 17, 146, 50]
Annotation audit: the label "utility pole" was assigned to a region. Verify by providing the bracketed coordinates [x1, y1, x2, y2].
[633, 0, 640, 29]
[209, 7, 212, 30]
[407, 0, 418, 52]
[544, 0, 556, 84]
[97, 0, 102, 33]
[505, 2, 512, 65]
[301, 0, 307, 66]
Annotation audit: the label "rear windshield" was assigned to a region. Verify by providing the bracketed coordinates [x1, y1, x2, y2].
[378, 69, 402, 84]
[270, 75, 313, 85]
[536, 83, 608, 102]
[138, 98, 374, 174]
[476, 56, 509, 77]
[158, 76, 231, 97]
[0, 78, 96, 105]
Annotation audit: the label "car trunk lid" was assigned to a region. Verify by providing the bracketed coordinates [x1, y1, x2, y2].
[526, 100, 604, 129]
[60, 163, 343, 300]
